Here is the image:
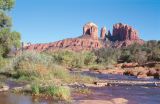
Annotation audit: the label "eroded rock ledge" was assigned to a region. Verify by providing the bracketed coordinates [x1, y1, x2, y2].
[23, 22, 144, 52]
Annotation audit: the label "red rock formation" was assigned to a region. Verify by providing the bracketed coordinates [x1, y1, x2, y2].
[24, 38, 102, 52]
[83, 22, 98, 40]
[23, 22, 144, 52]
[100, 27, 107, 40]
[112, 23, 139, 41]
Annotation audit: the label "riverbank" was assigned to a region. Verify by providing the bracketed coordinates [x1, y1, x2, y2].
[1, 69, 160, 104]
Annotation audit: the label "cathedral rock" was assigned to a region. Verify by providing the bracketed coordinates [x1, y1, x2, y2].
[83, 22, 98, 40]
[112, 23, 139, 41]
[100, 27, 107, 40]
[23, 22, 144, 52]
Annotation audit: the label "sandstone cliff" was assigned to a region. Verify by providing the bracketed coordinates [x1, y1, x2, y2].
[23, 22, 144, 52]
[112, 23, 139, 41]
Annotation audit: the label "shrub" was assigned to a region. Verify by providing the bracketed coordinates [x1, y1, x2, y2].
[50, 64, 70, 81]
[75, 88, 91, 94]
[10, 51, 71, 82]
[31, 83, 70, 101]
[83, 51, 96, 65]
[89, 64, 106, 70]
[119, 43, 147, 64]
[12, 51, 53, 78]
[45, 50, 96, 68]
[31, 83, 40, 95]
[94, 48, 121, 65]
[47, 50, 81, 68]
[0, 56, 5, 69]
[119, 50, 134, 63]
[70, 73, 96, 84]
[46, 86, 70, 100]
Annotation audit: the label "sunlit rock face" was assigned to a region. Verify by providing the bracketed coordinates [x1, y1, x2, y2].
[83, 22, 98, 40]
[100, 27, 107, 40]
[24, 38, 102, 52]
[23, 22, 144, 52]
[112, 23, 139, 41]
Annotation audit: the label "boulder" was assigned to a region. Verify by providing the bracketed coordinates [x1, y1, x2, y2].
[0, 85, 9, 92]
[137, 72, 148, 79]
[122, 63, 138, 68]
[154, 71, 160, 79]
[147, 68, 157, 76]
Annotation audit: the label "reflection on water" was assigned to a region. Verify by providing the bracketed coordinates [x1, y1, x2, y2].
[1, 86, 160, 104]
[85, 86, 160, 104]
[0, 92, 66, 104]
[79, 71, 158, 81]
[0, 71, 160, 104]
[73, 71, 160, 104]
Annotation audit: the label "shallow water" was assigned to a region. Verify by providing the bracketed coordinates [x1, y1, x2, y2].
[80, 71, 158, 81]
[0, 71, 160, 104]
[73, 71, 160, 104]
[0, 92, 66, 104]
[73, 86, 160, 104]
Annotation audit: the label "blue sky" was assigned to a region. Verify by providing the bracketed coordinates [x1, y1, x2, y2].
[10, 0, 160, 43]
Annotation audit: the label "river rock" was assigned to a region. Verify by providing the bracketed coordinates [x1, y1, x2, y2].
[147, 68, 157, 76]
[12, 84, 32, 92]
[0, 85, 9, 92]
[94, 81, 108, 87]
[122, 63, 138, 68]
[137, 74, 148, 79]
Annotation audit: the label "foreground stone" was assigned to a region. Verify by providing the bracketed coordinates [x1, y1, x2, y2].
[97, 80, 160, 86]
[96, 69, 125, 75]
[75, 98, 128, 104]
[12, 84, 32, 92]
[0, 85, 9, 92]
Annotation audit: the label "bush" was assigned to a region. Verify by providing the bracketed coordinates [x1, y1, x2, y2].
[1, 51, 95, 101]
[83, 51, 96, 65]
[12, 51, 53, 78]
[119, 43, 147, 64]
[46, 50, 82, 68]
[119, 50, 134, 63]
[10, 51, 72, 83]
[94, 48, 121, 65]
[45, 50, 96, 68]
[31, 83, 71, 101]
[46, 86, 70, 100]
[31, 83, 40, 95]
[0, 57, 10, 70]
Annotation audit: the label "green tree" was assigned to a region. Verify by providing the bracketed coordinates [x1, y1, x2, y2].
[94, 48, 121, 65]
[0, 0, 21, 57]
[0, 0, 15, 10]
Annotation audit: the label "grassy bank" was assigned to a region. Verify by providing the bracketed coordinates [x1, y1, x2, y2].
[0, 51, 95, 101]
[0, 41, 160, 100]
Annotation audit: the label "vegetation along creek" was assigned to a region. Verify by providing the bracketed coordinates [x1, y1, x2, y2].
[0, 0, 160, 104]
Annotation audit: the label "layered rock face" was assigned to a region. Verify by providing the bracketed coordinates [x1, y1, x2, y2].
[100, 27, 107, 40]
[109, 23, 144, 48]
[83, 22, 98, 40]
[24, 22, 102, 52]
[23, 22, 144, 52]
[24, 38, 102, 52]
[112, 23, 139, 41]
